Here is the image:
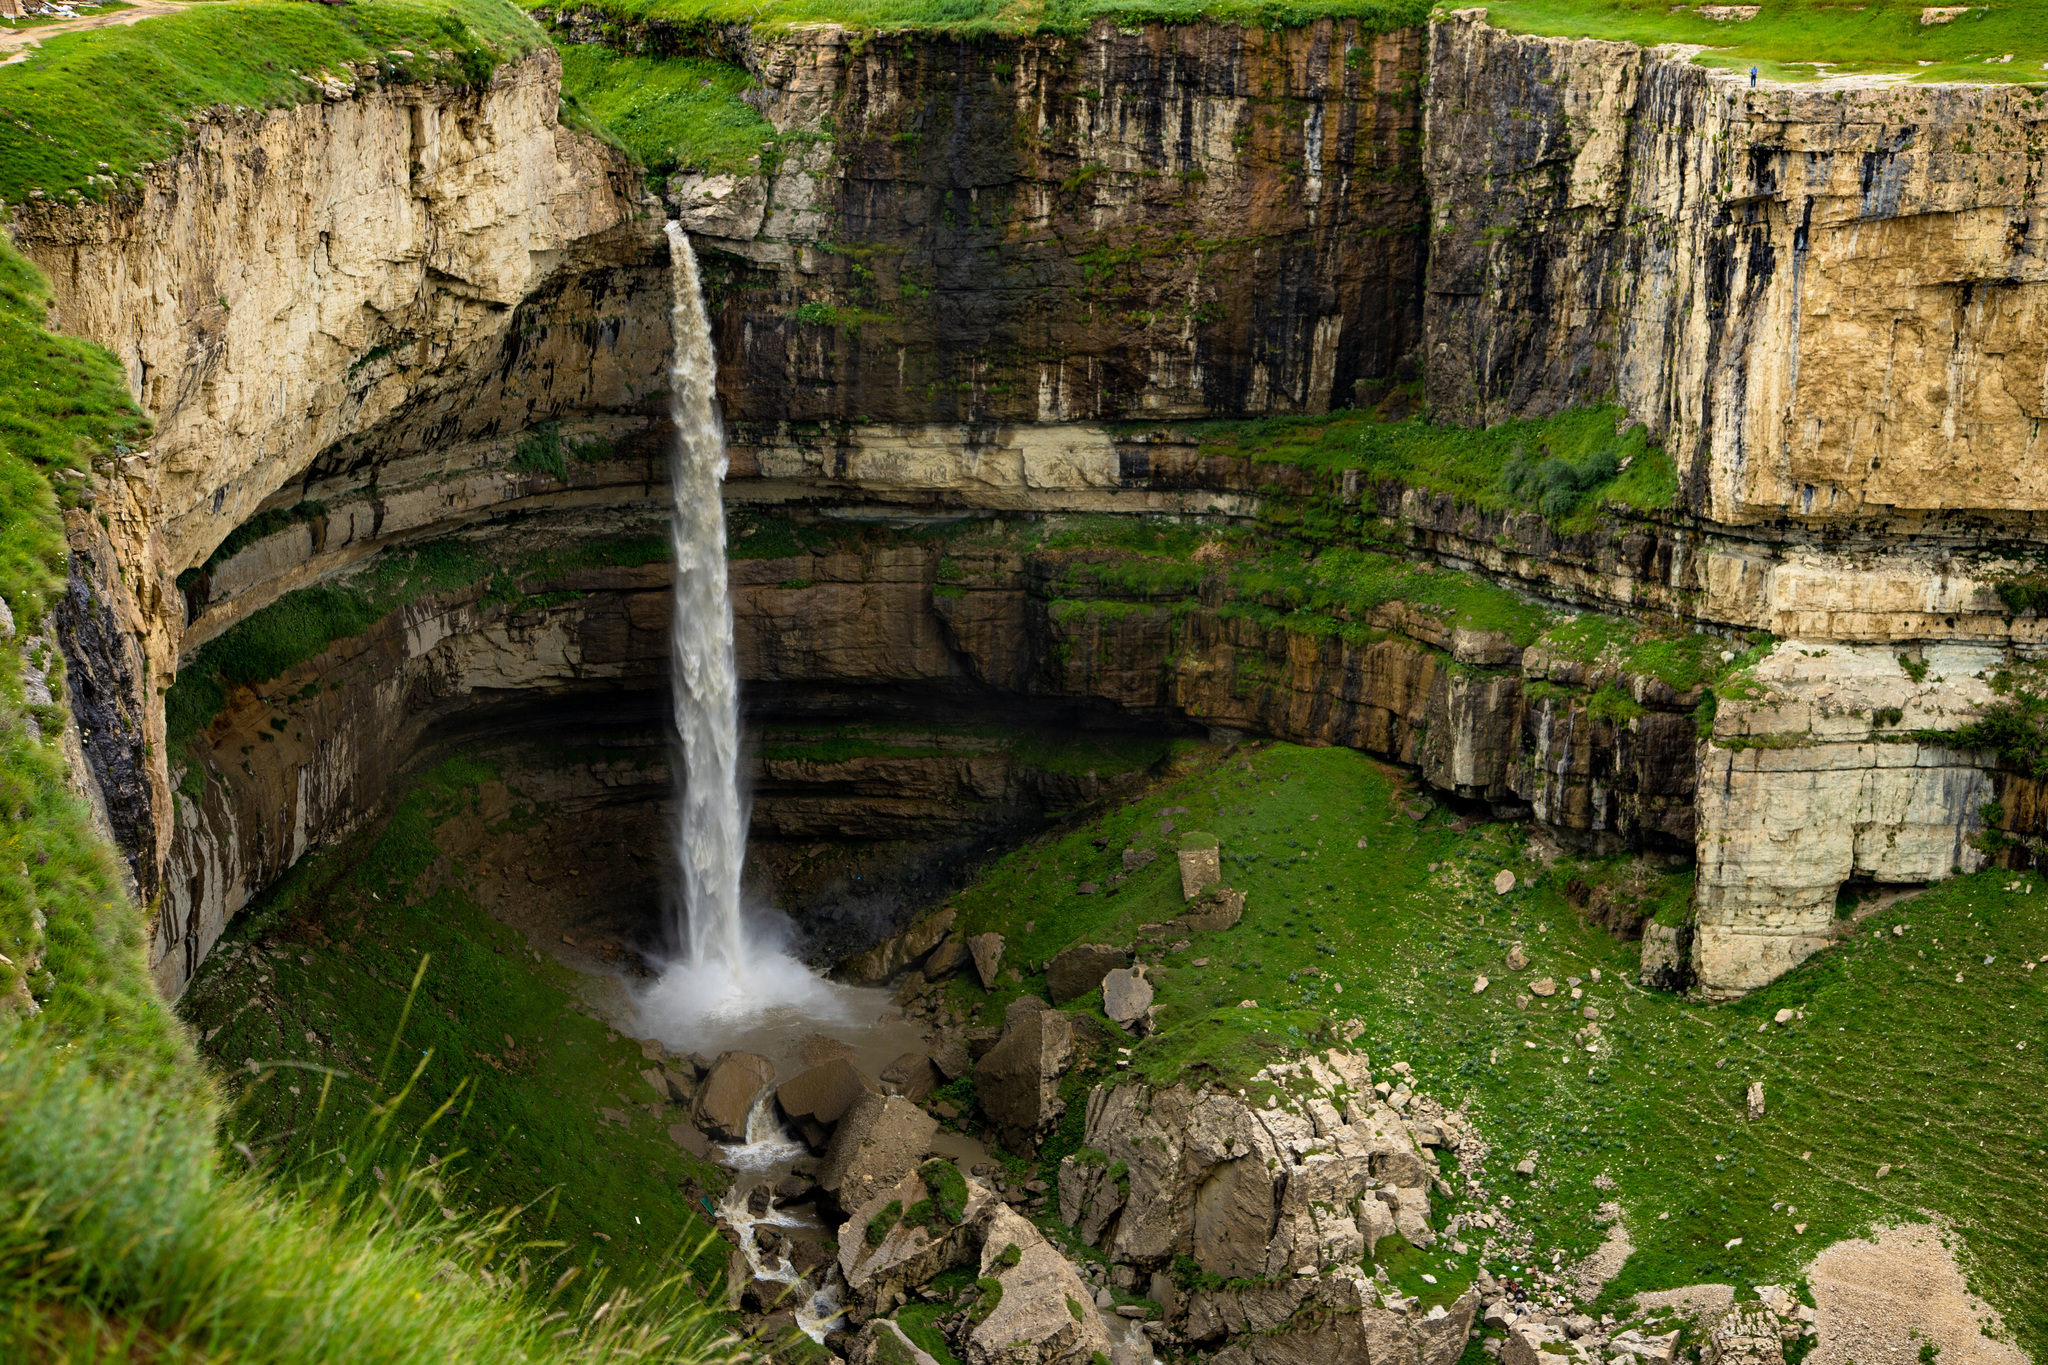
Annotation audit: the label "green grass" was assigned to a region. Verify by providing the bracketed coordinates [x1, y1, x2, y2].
[1224, 544, 1558, 646]
[1474, 0, 2048, 84]
[557, 46, 775, 183]
[1170, 404, 1678, 528]
[0, 234, 169, 1066]
[177, 753, 734, 1298]
[0, 0, 544, 204]
[937, 741, 2048, 1350]
[526, 0, 1427, 38]
[0, 1042, 734, 1361]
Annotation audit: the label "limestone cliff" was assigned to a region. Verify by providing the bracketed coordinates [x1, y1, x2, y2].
[13, 50, 659, 899]
[665, 18, 1430, 428]
[1424, 10, 2048, 529]
[20, 12, 2048, 1006]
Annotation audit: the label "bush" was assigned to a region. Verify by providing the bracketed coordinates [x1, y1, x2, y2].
[916, 1159, 969, 1225]
[1498, 442, 1622, 519]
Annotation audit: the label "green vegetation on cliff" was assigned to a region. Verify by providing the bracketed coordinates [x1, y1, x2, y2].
[0, 0, 545, 203]
[166, 530, 670, 752]
[1476, 0, 2048, 84]
[530, 0, 1426, 37]
[557, 45, 776, 182]
[1166, 403, 1679, 528]
[940, 740, 2048, 1349]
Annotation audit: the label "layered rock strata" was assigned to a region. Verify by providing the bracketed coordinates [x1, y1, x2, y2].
[666, 19, 1431, 427]
[1425, 11, 2048, 530]
[19, 13, 2048, 1004]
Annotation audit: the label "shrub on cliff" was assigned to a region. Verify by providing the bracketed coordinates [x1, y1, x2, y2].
[1498, 441, 1622, 519]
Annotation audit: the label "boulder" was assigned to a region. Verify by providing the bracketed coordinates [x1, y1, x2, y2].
[964, 1205, 1113, 1365]
[778, 1058, 879, 1149]
[692, 1051, 776, 1142]
[1181, 886, 1245, 932]
[932, 1038, 972, 1080]
[817, 1092, 939, 1217]
[844, 908, 959, 984]
[964, 1026, 1005, 1060]
[1046, 943, 1129, 1004]
[881, 1052, 941, 1103]
[969, 932, 1005, 988]
[837, 1167, 992, 1314]
[1102, 967, 1154, 1025]
[1704, 1304, 1788, 1365]
[1639, 920, 1694, 992]
[1417, 1290, 1483, 1365]
[976, 1007, 1074, 1152]
[923, 934, 970, 981]
[1193, 1156, 1278, 1280]
[642, 1066, 694, 1104]
[1183, 1279, 1476, 1365]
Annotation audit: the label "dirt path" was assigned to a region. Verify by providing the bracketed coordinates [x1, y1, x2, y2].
[0, 0, 193, 65]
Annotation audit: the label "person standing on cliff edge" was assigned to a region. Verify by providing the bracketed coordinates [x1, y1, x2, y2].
[1750, 65, 1758, 86]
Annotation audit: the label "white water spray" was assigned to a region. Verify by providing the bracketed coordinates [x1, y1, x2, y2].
[638, 224, 854, 1044]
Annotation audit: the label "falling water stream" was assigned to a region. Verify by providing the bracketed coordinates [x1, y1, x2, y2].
[635, 225, 958, 1345]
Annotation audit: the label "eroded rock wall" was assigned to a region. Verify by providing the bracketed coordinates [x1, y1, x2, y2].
[13, 52, 660, 900]
[668, 18, 1430, 428]
[1424, 11, 2048, 529]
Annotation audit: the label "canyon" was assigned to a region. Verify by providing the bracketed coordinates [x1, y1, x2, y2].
[7, 2, 2048, 1357]
[20, 11, 2046, 1004]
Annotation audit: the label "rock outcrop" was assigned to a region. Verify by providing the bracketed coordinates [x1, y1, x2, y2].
[1056, 1056, 1447, 1279]
[695, 1051, 778, 1141]
[1425, 12, 2048, 531]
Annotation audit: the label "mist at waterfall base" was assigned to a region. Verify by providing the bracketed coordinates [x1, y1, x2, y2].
[632, 223, 878, 1057]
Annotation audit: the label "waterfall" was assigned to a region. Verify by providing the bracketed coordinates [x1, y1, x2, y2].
[641, 224, 852, 1042]
[663, 221, 747, 976]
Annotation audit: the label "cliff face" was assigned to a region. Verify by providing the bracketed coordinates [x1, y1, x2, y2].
[14, 51, 659, 898]
[671, 19, 1429, 429]
[1424, 11, 2048, 529]
[24, 13, 2048, 1004]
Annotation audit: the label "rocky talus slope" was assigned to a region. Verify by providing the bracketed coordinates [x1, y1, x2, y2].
[15, 13, 2048, 1006]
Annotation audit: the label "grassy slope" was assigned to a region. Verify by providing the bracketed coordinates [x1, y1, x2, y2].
[526, 0, 1427, 37]
[177, 753, 735, 1297]
[0, 235, 169, 1066]
[1475, 0, 2048, 84]
[0, 233, 732, 1361]
[557, 45, 777, 181]
[0, 0, 544, 203]
[938, 741, 2048, 1350]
